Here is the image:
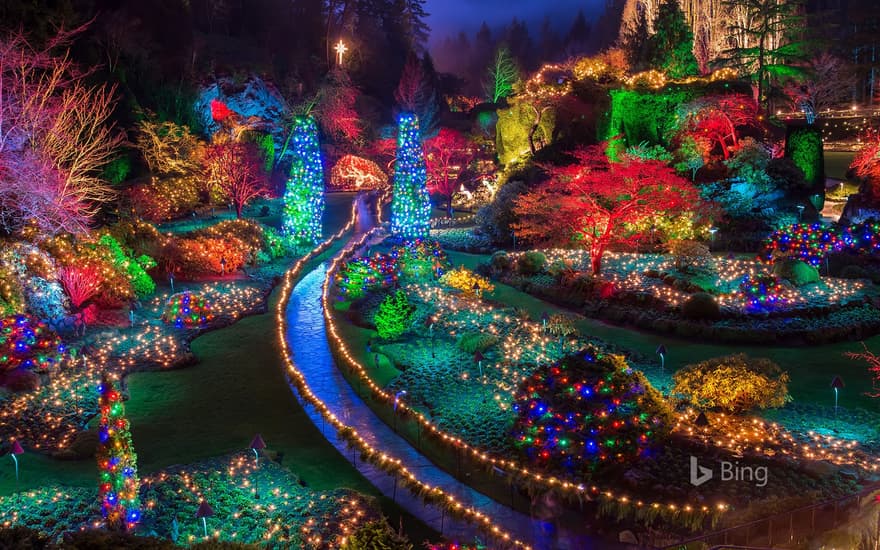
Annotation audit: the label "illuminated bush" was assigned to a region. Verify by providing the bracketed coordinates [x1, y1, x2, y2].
[161, 292, 214, 328]
[681, 292, 720, 320]
[672, 354, 790, 412]
[512, 349, 672, 476]
[0, 314, 66, 372]
[668, 239, 714, 275]
[785, 127, 824, 189]
[341, 521, 412, 550]
[457, 331, 499, 354]
[330, 155, 387, 191]
[516, 251, 546, 275]
[336, 240, 449, 298]
[375, 290, 415, 340]
[439, 267, 494, 296]
[126, 177, 204, 222]
[762, 223, 842, 267]
[739, 273, 786, 310]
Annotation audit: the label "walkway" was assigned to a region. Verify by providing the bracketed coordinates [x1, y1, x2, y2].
[284, 261, 620, 549]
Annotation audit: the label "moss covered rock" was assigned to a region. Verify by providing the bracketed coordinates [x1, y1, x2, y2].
[772, 258, 820, 286]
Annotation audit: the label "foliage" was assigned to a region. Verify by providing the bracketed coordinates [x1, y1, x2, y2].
[425, 128, 477, 217]
[97, 376, 141, 531]
[330, 155, 387, 191]
[126, 177, 204, 222]
[681, 292, 721, 320]
[772, 258, 819, 287]
[0, 314, 65, 372]
[375, 290, 415, 340]
[203, 142, 270, 218]
[720, 0, 809, 108]
[496, 99, 555, 165]
[676, 94, 760, 159]
[762, 223, 842, 267]
[624, 142, 673, 163]
[135, 116, 204, 176]
[845, 343, 880, 398]
[739, 273, 786, 310]
[394, 53, 440, 137]
[851, 130, 880, 202]
[340, 520, 412, 550]
[0, 28, 123, 234]
[645, 0, 699, 79]
[337, 240, 448, 298]
[476, 179, 527, 245]
[101, 156, 132, 185]
[516, 251, 547, 275]
[57, 265, 102, 310]
[672, 354, 791, 412]
[785, 127, 824, 189]
[668, 240, 714, 275]
[674, 135, 710, 180]
[23, 278, 69, 321]
[766, 157, 807, 192]
[725, 137, 772, 188]
[98, 235, 156, 299]
[283, 116, 325, 244]
[390, 113, 431, 239]
[457, 332, 500, 354]
[605, 88, 695, 148]
[512, 349, 672, 477]
[313, 69, 363, 145]
[484, 46, 520, 103]
[783, 53, 855, 121]
[514, 146, 701, 275]
[439, 267, 494, 296]
[161, 292, 214, 328]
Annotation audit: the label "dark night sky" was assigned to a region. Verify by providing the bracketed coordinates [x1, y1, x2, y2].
[425, 0, 607, 46]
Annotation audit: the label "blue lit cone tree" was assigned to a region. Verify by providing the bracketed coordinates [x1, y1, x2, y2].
[390, 113, 431, 239]
[283, 116, 325, 244]
[97, 375, 141, 531]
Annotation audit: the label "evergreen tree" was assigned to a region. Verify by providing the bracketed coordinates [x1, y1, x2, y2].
[391, 0, 430, 53]
[283, 116, 325, 243]
[97, 376, 141, 531]
[621, 7, 651, 70]
[539, 17, 562, 63]
[390, 113, 430, 239]
[565, 10, 591, 55]
[395, 52, 441, 137]
[646, 0, 699, 78]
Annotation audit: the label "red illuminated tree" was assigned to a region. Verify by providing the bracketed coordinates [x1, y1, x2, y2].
[678, 94, 761, 159]
[203, 142, 269, 218]
[846, 343, 880, 398]
[850, 131, 880, 202]
[57, 265, 103, 310]
[314, 69, 362, 144]
[425, 128, 476, 217]
[514, 146, 700, 275]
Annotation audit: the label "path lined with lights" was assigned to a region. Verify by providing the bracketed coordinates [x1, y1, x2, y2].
[275, 196, 593, 549]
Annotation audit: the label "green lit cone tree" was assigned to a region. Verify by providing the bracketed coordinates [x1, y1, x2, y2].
[283, 116, 325, 244]
[390, 113, 430, 239]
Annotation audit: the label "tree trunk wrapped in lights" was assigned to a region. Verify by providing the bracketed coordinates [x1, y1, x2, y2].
[283, 116, 325, 244]
[390, 113, 430, 239]
[97, 375, 141, 531]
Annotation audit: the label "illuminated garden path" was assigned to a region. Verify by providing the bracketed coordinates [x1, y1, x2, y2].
[282, 256, 616, 548]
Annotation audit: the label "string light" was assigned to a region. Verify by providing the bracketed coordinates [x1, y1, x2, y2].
[283, 116, 325, 244]
[390, 114, 431, 239]
[97, 376, 141, 531]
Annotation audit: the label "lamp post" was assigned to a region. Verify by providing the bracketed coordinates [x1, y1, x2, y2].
[249, 434, 266, 465]
[831, 375, 844, 413]
[541, 311, 549, 332]
[474, 351, 484, 377]
[220, 257, 227, 276]
[195, 501, 214, 538]
[656, 344, 666, 372]
[10, 440, 23, 481]
[393, 390, 407, 432]
[424, 316, 435, 358]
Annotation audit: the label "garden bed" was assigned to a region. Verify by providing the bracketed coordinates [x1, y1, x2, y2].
[486, 250, 880, 345]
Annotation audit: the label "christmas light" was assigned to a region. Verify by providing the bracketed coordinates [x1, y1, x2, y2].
[283, 116, 325, 245]
[97, 376, 141, 531]
[390, 113, 431, 239]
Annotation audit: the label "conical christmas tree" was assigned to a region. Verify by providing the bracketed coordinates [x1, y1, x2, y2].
[97, 375, 141, 531]
[283, 116, 325, 244]
[390, 113, 430, 239]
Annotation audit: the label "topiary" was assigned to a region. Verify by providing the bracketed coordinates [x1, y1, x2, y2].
[489, 250, 511, 271]
[772, 258, 820, 286]
[680, 292, 721, 320]
[439, 267, 494, 296]
[840, 264, 869, 280]
[457, 331, 499, 354]
[375, 290, 415, 340]
[672, 353, 791, 413]
[512, 348, 672, 478]
[517, 251, 547, 275]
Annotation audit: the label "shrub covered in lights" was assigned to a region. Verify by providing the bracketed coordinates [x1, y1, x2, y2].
[739, 273, 786, 310]
[512, 349, 672, 477]
[96, 376, 141, 531]
[161, 292, 214, 328]
[375, 290, 416, 340]
[336, 240, 449, 298]
[439, 267, 494, 297]
[0, 314, 66, 372]
[390, 113, 431, 239]
[283, 116, 325, 244]
[672, 354, 790, 413]
[762, 223, 842, 267]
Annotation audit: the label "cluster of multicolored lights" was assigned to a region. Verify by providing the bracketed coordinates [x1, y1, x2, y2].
[512, 350, 665, 475]
[738, 274, 786, 311]
[0, 314, 66, 371]
[161, 292, 214, 328]
[97, 376, 141, 530]
[390, 113, 431, 239]
[336, 239, 448, 298]
[283, 116, 325, 244]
